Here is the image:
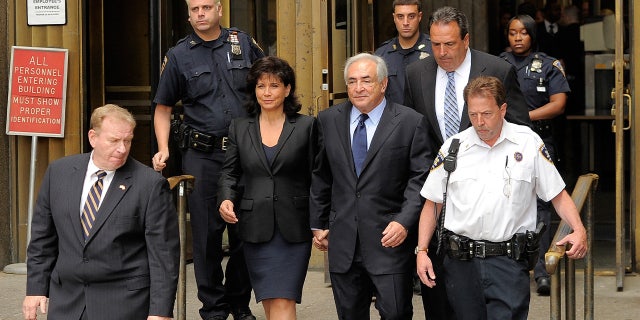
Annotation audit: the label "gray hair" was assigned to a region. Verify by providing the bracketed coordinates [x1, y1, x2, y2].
[430, 6, 470, 39]
[343, 53, 388, 83]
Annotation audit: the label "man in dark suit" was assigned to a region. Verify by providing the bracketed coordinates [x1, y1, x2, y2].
[23, 104, 179, 320]
[310, 53, 430, 319]
[403, 6, 532, 319]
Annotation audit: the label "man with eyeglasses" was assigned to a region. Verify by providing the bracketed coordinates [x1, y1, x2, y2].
[375, 0, 432, 104]
[310, 53, 430, 319]
[415, 76, 587, 320]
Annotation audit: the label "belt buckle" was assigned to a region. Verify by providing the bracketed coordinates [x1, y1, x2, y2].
[474, 241, 486, 258]
[221, 137, 228, 151]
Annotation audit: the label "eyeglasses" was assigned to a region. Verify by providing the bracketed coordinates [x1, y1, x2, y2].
[346, 79, 376, 88]
[503, 155, 511, 198]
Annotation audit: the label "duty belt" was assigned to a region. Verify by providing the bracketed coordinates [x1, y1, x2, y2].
[446, 232, 517, 260]
[189, 129, 228, 152]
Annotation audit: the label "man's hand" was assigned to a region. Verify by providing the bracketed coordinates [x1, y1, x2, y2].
[219, 200, 238, 224]
[23, 295, 47, 320]
[312, 229, 329, 251]
[152, 150, 169, 172]
[416, 252, 437, 288]
[557, 227, 588, 260]
[147, 316, 172, 320]
[381, 221, 408, 248]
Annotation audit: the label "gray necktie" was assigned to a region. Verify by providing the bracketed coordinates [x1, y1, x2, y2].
[444, 71, 459, 139]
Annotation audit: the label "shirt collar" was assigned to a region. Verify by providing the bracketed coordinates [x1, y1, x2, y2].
[350, 98, 387, 126]
[88, 151, 115, 178]
[437, 48, 471, 80]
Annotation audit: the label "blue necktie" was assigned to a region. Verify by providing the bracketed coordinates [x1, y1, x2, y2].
[444, 71, 459, 139]
[352, 113, 368, 176]
[81, 170, 107, 240]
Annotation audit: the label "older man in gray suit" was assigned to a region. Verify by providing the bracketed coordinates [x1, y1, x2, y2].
[310, 53, 430, 319]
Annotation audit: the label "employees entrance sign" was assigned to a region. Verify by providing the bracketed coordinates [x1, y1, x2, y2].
[6, 46, 68, 137]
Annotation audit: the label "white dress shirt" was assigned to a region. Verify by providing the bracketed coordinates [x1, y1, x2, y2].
[435, 49, 471, 139]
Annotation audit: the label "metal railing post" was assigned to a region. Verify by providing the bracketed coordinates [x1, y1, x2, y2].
[545, 173, 599, 320]
[168, 175, 195, 320]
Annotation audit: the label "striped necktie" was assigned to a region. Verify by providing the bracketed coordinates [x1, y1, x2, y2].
[444, 71, 459, 139]
[81, 170, 107, 240]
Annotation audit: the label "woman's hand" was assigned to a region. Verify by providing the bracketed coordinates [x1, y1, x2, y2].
[219, 200, 238, 223]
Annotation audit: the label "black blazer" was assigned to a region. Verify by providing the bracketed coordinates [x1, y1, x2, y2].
[404, 49, 532, 152]
[27, 153, 179, 320]
[218, 113, 318, 243]
[310, 101, 430, 275]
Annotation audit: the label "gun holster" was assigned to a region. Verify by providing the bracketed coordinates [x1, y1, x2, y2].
[171, 118, 190, 150]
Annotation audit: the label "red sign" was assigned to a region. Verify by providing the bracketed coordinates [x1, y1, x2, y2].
[6, 46, 68, 137]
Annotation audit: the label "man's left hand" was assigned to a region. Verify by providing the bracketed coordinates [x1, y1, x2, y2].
[381, 221, 408, 248]
[556, 227, 588, 259]
[147, 316, 172, 320]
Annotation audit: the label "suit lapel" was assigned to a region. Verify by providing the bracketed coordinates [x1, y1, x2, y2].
[69, 154, 90, 244]
[85, 159, 133, 244]
[271, 116, 296, 171]
[422, 60, 444, 144]
[247, 117, 272, 172]
[361, 102, 400, 175]
[334, 103, 354, 173]
[462, 50, 488, 131]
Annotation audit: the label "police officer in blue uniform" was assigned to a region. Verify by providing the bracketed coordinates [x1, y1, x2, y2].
[500, 14, 570, 297]
[375, 0, 432, 104]
[152, 1, 264, 319]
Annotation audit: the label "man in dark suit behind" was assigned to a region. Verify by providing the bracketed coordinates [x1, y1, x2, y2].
[23, 104, 179, 320]
[403, 6, 532, 319]
[310, 53, 430, 319]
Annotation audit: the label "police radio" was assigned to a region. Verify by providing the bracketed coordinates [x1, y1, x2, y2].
[444, 138, 460, 173]
[436, 138, 460, 255]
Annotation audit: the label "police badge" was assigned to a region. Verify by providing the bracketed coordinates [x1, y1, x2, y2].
[228, 31, 241, 56]
[531, 58, 542, 73]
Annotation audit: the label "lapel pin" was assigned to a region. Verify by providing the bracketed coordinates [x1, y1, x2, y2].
[119, 185, 126, 190]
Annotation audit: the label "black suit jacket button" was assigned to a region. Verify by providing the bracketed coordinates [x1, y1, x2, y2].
[273, 195, 278, 201]
[82, 258, 89, 263]
[355, 192, 361, 198]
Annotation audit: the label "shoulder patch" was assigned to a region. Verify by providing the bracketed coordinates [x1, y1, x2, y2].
[539, 144, 554, 164]
[251, 37, 263, 52]
[552, 60, 566, 78]
[160, 55, 168, 75]
[430, 151, 446, 172]
[419, 52, 430, 60]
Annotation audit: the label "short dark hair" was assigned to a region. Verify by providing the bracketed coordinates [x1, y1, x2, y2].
[463, 76, 506, 107]
[430, 6, 469, 39]
[393, 0, 421, 12]
[245, 56, 301, 117]
[508, 14, 538, 49]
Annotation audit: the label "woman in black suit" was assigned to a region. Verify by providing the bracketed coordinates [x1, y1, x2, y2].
[218, 56, 318, 319]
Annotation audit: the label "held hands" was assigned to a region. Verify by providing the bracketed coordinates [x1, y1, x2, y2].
[416, 252, 437, 288]
[219, 200, 238, 223]
[151, 150, 169, 172]
[22, 295, 47, 320]
[556, 227, 588, 260]
[312, 229, 329, 251]
[381, 221, 408, 248]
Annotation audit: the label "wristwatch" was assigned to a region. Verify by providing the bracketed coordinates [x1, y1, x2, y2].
[415, 246, 428, 255]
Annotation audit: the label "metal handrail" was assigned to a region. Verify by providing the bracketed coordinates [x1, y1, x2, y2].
[545, 173, 599, 320]
[167, 175, 195, 320]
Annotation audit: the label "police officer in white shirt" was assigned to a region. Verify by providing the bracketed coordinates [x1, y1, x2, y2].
[415, 76, 587, 320]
